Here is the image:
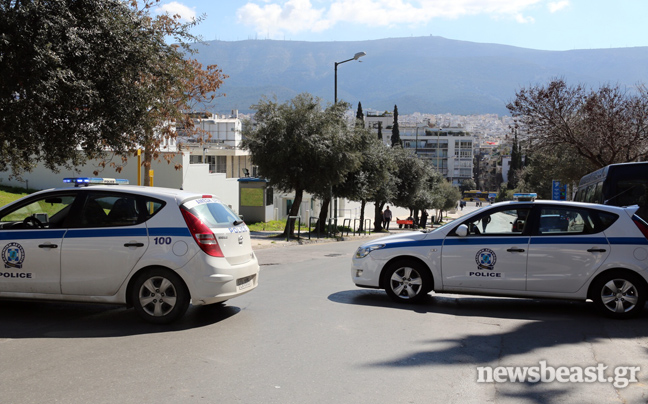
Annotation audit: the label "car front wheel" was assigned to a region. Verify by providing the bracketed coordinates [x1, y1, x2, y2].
[131, 268, 190, 324]
[591, 271, 646, 319]
[384, 259, 431, 303]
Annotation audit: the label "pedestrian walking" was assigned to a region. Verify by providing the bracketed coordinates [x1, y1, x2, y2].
[383, 206, 393, 231]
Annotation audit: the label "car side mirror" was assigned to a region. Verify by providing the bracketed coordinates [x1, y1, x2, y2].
[456, 224, 468, 237]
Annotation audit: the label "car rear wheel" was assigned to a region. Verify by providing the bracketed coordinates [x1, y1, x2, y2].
[131, 268, 190, 324]
[591, 271, 646, 319]
[384, 259, 431, 303]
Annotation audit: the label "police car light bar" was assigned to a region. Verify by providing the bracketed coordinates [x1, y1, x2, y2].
[63, 177, 129, 187]
[513, 193, 537, 201]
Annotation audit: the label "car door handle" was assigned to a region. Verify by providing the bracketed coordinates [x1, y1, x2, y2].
[124, 242, 145, 248]
[507, 248, 525, 252]
[587, 248, 606, 253]
[38, 243, 58, 249]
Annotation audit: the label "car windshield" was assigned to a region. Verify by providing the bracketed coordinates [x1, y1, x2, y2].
[182, 198, 241, 227]
[427, 216, 460, 233]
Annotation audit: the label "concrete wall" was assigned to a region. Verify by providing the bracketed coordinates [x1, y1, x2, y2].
[0, 151, 242, 214]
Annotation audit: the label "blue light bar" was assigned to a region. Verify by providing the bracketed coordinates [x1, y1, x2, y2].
[63, 177, 129, 187]
[513, 193, 537, 201]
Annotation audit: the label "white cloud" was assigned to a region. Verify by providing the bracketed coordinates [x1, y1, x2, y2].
[548, 1, 569, 13]
[236, 0, 543, 37]
[514, 13, 535, 23]
[155, 1, 197, 22]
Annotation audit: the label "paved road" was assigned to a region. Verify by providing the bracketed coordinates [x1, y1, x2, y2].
[0, 238, 646, 403]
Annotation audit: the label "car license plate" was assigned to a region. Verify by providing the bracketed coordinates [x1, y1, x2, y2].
[237, 275, 254, 290]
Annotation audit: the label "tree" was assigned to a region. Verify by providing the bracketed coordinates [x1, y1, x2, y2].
[391, 105, 402, 147]
[389, 147, 428, 223]
[433, 180, 461, 223]
[336, 134, 393, 232]
[241, 93, 362, 237]
[110, 1, 226, 185]
[0, 0, 225, 181]
[507, 78, 648, 170]
[377, 121, 383, 142]
[507, 131, 523, 189]
[356, 102, 364, 126]
[518, 143, 594, 199]
[459, 179, 477, 194]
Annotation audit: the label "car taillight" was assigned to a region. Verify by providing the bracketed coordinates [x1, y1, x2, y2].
[181, 208, 224, 257]
[632, 215, 648, 240]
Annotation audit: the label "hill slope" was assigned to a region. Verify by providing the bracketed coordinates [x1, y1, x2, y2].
[192, 36, 648, 115]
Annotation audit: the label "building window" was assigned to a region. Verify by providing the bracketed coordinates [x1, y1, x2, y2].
[216, 156, 227, 173]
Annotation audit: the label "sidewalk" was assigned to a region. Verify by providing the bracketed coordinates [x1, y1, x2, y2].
[249, 229, 387, 250]
[249, 207, 471, 250]
[248, 202, 483, 250]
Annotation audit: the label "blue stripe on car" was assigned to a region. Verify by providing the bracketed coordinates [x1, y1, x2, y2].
[0, 230, 67, 240]
[0, 227, 192, 240]
[380, 239, 443, 249]
[148, 227, 192, 237]
[607, 237, 648, 245]
[64, 228, 149, 238]
[444, 237, 530, 246]
[378, 236, 647, 249]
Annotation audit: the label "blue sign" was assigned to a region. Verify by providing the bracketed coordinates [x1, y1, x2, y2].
[552, 180, 566, 200]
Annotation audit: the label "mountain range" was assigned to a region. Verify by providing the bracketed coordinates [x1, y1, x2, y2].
[190, 35, 648, 116]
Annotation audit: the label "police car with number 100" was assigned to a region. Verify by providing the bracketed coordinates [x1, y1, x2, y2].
[352, 195, 648, 318]
[0, 178, 259, 323]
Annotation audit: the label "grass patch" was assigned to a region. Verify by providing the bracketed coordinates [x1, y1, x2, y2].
[246, 219, 355, 236]
[246, 219, 310, 232]
[0, 185, 35, 208]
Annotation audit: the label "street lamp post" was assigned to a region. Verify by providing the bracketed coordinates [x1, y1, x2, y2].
[329, 51, 366, 220]
[334, 52, 366, 103]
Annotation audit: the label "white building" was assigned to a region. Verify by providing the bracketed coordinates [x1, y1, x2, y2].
[401, 125, 474, 186]
[177, 110, 255, 179]
[364, 111, 394, 144]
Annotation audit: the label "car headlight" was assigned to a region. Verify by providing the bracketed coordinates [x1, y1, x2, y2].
[355, 244, 385, 258]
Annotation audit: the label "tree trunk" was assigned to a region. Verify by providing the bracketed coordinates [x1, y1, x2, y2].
[374, 201, 385, 232]
[283, 189, 304, 238]
[317, 197, 330, 234]
[142, 148, 153, 186]
[358, 199, 367, 232]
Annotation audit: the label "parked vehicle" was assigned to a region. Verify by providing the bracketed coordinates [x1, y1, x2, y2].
[574, 162, 648, 221]
[352, 199, 648, 318]
[0, 178, 259, 323]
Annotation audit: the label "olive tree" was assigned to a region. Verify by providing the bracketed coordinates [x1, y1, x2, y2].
[241, 94, 362, 237]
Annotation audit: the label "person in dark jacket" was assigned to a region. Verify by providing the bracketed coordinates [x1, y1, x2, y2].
[383, 206, 393, 230]
[419, 210, 428, 229]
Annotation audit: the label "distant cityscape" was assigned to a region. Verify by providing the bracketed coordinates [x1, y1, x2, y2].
[236, 108, 517, 193]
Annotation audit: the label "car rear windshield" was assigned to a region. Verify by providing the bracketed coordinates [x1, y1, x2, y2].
[182, 198, 241, 227]
[537, 207, 618, 235]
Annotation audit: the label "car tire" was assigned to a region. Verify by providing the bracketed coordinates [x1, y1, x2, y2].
[131, 268, 190, 324]
[383, 259, 431, 303]
[591, 271, 646, 319]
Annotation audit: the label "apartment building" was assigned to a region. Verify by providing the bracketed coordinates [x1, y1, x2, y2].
[178, 110, 254, 179]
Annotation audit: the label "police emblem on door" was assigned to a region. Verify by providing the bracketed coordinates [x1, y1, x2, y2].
[475, 248, 496, 270]
[3, 243, 25, 269]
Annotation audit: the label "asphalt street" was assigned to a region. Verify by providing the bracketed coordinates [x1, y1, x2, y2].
[0, 234, 647, 403]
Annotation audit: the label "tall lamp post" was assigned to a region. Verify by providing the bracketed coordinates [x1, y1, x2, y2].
[334, 51, 366, 103]
[329, 51, 366, 220]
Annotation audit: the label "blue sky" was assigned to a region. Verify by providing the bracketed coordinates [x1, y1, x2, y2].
[153, 0, 647, 51]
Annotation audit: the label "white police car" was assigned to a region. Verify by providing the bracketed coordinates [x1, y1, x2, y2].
[0, 178, 259, 323]
[352, 199, 648, 318]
